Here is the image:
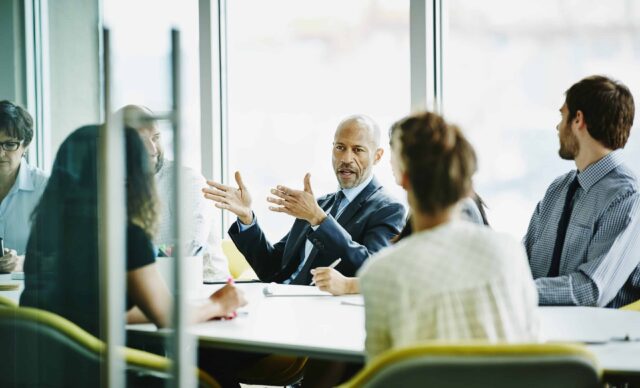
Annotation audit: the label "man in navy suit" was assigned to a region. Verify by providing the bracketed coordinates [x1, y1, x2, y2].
[204, 115, 405, 285]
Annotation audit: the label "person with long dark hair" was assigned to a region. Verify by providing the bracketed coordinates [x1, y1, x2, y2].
[20, 125, 246, 336]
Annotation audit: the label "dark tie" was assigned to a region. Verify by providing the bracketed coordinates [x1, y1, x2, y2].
[329, 191, 345, 218]
[548, 176, 581, 277]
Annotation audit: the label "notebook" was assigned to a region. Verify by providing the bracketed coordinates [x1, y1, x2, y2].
[262, 283, 332, 297]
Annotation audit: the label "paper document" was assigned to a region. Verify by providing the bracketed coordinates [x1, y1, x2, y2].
[0, 282, 20, 291]
[263, 283, 333, 297]
[340, 299, 364, 307]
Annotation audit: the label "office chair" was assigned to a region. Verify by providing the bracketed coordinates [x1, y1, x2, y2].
[620, 299, 640, 311]
[222, 239, 258, 280]
[0, 294, 17, 307]
[0, 306, 220, 388]
[339, 342, 601, 388]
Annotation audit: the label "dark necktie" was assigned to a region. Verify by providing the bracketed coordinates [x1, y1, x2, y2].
[329, 191, 345, 218]
[548, 176, 581, 277]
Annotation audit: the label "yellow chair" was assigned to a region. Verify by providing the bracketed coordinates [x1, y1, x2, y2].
[339, 342, 601, 388]
[0, 306, 220, 388]
[620, 299, 640, 311]
[0, 294, 17, 307]
[222, 239, 258, 280]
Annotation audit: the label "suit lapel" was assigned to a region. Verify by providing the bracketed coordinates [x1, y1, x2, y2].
[334, 177, 382, 226]
[291, 178, 383, 283]
[281, 195, 334, 268]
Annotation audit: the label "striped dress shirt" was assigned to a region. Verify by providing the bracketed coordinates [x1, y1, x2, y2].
[524, 150, 640, 307]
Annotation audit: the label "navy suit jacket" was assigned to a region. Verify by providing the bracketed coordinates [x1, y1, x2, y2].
[228, 177, 405, 284]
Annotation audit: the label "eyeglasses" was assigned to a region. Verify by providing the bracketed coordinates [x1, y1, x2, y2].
[0, 141, 22, 152]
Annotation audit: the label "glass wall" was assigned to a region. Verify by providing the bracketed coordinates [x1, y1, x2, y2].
[444, 0, 640, 237]
[103, 0, 202, 169]
[226, 0, 410, 240]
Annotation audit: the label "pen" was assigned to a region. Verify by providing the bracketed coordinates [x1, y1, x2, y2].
[310, 258, 342, 286]
[227, 276, 238, 318]
[192, 245, 203, 256]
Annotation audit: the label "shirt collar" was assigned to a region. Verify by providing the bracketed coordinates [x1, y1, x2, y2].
[575, 149, 624, 192]
[16, 158, 36, 192]
[339, 174, 374, 204]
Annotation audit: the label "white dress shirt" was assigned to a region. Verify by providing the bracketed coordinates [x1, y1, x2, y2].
[0, 158, 48, 255]
[359, 220, 540, 361]
[155, 160, 229, 280]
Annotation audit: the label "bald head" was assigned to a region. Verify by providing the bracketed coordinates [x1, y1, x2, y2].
[332, 115, 384, 189]
[335, 114, 381, 149]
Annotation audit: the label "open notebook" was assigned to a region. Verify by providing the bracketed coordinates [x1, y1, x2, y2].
[262, 283, 333, 297]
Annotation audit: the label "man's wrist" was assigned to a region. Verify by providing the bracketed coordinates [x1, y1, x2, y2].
[238, 211, 253, 225]
[309, 211, 327, 226]
[346, 278, 359, 294]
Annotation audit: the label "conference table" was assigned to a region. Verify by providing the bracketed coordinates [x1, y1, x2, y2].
[126, 282, 640, 375]
[2, 275, 639, 375]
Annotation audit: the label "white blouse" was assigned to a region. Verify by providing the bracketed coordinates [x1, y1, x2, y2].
[359, 220, 540, 361]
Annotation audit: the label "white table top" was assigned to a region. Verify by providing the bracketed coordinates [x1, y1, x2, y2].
[0, 273, 24, 304]
[127, 283, 640, 372]
[4, 277, 639, 372]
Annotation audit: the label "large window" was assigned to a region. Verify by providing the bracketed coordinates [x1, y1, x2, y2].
[103, 0, 202, 169]
[444, 0, 640, 237]
[227, 0, 410, 240]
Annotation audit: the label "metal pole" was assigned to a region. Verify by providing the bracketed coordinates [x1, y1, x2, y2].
[410, 0, 428, 112]
[169, 28, 197, 388]
[99, 27, 126, 388]
[199, 0, 228, 235]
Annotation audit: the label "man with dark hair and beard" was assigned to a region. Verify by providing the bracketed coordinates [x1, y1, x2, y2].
[204, 115, 405, 284]
[524, 75, 640, 308]
[118, 105, 231, 281]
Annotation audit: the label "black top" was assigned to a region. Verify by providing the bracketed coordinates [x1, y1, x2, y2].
[21, 223, 155, 337]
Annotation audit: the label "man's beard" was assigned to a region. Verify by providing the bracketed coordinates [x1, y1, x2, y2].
[558, 126, 579, 160]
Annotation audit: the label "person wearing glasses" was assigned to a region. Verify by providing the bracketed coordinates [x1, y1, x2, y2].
[0, 100, 47, 272]
[20, 124, 247, 385]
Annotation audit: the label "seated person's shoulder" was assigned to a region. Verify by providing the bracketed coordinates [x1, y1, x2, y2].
[546, 171, 577, 193]
[463, 223, 529, 270]
[27, 163, 48, 189]
[358, 244, 398, 279]
[369, 187, 405, 211]
[159, 160, 208, 186]
[601, 164, 639, 194]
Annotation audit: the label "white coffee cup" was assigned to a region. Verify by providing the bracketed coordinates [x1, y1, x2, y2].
[155, 256, 204, 297]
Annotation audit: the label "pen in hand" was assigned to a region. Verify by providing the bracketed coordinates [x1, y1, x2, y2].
[310, 258, 342, 286]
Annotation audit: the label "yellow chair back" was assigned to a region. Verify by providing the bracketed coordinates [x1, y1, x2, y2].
[0, 306, 220, 388]
[222, 239, 258, 279]
[0, 294, 18, 307]
[620, 299, 640, 311]
[339, 342, 601, 388]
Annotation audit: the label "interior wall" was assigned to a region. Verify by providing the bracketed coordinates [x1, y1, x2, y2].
[48, 0, 101, 162]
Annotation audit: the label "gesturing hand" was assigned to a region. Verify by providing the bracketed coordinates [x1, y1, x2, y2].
[267, 173, 327, 226]
[203, 171, 253, 224]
